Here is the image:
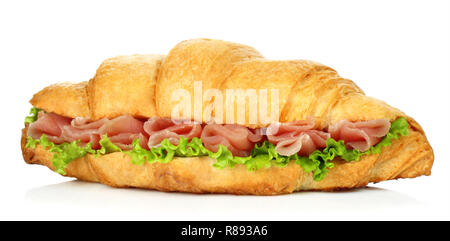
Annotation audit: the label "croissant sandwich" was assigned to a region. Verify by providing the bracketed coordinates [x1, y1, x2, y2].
[21, 38, 434, 195]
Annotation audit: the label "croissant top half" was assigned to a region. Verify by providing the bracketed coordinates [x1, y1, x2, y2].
[30, 38, 404, 129]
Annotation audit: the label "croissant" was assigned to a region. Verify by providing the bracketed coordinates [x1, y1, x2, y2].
[21, 38, 434, 195]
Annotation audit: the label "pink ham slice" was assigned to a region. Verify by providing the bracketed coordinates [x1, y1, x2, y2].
[201, 124, 263, 157]
[28, 112, 72, 144]
[59, 125, 102, 148]
[329, 119, 391, 152]
[28, 112, 148, 150]
[98, 115, 145, 137]
[59, 117, 110, 149]
[108, 133, 149, 150]
[266, 118, 330, 156]
[71, 117, 109, 129]
[143, 117, 202, 147]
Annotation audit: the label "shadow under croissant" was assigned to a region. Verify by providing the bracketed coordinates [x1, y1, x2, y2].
[24, 179, 425, 218]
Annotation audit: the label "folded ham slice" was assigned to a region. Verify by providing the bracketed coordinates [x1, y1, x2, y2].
[108, 133, 149, 150]
[97, 115, 145, 137]
[143, 117, 202, 147]
[28, 112, 72, 144]
[201, 124, 263, 157]
[71, 117, 109, 129]
[28, 112, 148, 150]
[266, 118, 330, 156]
[329, 119, 391, 152]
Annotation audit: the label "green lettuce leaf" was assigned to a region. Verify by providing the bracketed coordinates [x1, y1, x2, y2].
[26, 134, 95, 175]
[125, 137, 276, 171]
[210, 144, 236, 169]
[50, 141, 95, 175]
[96, 134, 122, 156]
[125, 139, 154, 165]
[24, 107, 41, 125]
[124, 137, 210, 165]
[370, 117, 409, 154]
[25, 134, 121, 175]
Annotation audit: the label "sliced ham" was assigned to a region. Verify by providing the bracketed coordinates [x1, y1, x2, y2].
[329, 119, 391, 152]
[28, 112, 148, 150]
[266, 118, 330, 156]
[60, 125, 101, 149]
[71, 117, 109, 129]
[108, 133, 149, 150]
[143, 117, 202, 147]
[98, 115, 145, 137]
[27, 111, 392, 157]
[201, 124, 263, 157]
[28, 112, 72, 144]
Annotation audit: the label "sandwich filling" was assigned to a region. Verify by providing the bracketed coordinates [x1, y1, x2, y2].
[24, 107, 410, 181]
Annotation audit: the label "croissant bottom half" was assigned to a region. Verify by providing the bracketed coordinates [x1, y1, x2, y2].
[21, 121, 433, 195]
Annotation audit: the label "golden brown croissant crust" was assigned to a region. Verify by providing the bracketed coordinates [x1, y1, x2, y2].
[23, 38, 434, 194]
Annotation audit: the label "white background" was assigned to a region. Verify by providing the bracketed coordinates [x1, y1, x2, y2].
[0, 0, 449, 220]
